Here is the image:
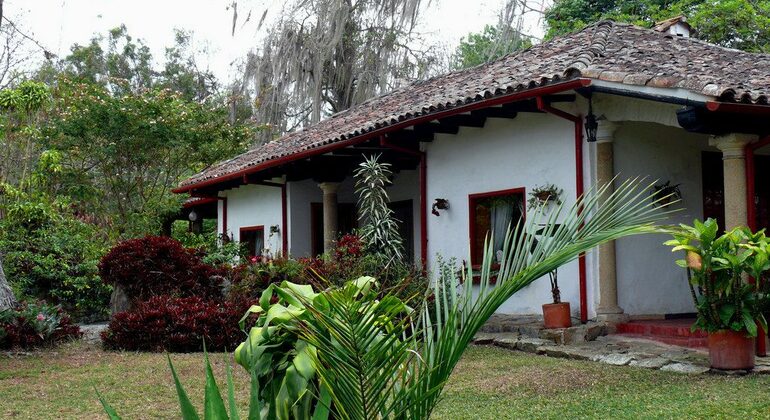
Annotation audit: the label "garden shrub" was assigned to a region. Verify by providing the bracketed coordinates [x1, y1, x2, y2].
[0, 301, 81, 349]
[0, 197, 111, 322]
[227, 257, 307, 306]
[101, 295, 246, 352]
[98, 236, 225, 303]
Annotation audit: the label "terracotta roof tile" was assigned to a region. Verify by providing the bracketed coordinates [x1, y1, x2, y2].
[179, 21, 770, 190]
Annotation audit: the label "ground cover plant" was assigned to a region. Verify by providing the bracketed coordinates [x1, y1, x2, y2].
[2, 343, 770, 418]
[0, 301, 81, 349]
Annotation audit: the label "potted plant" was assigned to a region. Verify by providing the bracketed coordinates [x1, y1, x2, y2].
[542, 267, 571, 328]
[528, 184, 563, 209]
[665, 219, 769, 370]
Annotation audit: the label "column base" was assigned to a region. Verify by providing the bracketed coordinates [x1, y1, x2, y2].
[595, 311, 629, 323]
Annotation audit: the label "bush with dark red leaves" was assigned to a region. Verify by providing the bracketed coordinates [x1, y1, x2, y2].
[101, 295, 248, 352]
[98, 236, 225, 303]
[0, 301, 82, 350]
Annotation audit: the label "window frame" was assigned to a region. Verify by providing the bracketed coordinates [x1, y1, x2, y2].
[239, 225, 265, 258]
[468, 187, 526, 268]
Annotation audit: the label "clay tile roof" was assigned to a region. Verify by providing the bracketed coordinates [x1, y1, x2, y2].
[178, 20, 770, 191]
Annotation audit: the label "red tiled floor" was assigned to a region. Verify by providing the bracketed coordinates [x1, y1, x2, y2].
[615, 318, 708, 348]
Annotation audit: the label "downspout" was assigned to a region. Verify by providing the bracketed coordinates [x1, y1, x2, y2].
[535, 97, 589, 324]
[247, 179, 290, 257]
[745, 135, 770, 357]
[379, 136, 428, 266]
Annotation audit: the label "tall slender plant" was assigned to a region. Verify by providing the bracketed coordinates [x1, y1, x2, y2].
[354, 154, 404, 260]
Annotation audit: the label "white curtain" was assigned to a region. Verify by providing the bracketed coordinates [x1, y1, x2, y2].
[254, 233, 265, 256]
[490, 196, 525, 262]
[490, 200, 513, 261]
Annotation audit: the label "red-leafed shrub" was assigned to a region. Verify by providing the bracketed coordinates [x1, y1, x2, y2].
[98, 236, 225, 303]
[0, 301, 81, 349]
[101, 295, 249, 352]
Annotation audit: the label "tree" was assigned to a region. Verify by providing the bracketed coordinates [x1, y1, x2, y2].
[453, 24, 533, 69]
[236, 0, 443, 142]
[44, 78, 252, 236]
[544, 0, 770, 53]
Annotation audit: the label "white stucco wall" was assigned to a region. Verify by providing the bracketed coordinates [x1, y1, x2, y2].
[221, 184, 285, 255]
[612, 121, 714, 315]
[423, 113, 583, 316]
[387, 169, 421, 262]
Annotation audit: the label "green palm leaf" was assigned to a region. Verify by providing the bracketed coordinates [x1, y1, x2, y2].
[295, 178, 674, 419]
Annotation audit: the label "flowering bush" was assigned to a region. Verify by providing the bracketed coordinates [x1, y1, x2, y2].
[98, 236, 224, 303]
[101, 295, 247, 352]
[0, 301, 81, 349]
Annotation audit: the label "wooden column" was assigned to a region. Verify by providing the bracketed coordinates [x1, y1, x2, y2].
[319, 182, 340, 252]
[594, 121, 627, 322]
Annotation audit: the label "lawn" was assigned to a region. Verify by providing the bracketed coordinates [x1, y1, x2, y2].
[2, 342, 770, 419]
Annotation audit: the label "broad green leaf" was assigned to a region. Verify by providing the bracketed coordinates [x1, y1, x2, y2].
[204, 351, 229, 420]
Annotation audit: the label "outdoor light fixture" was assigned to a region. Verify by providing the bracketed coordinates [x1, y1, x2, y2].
[584, 100, 598, 143]
[188, 209, 199, 222]
[431, 198, 449, 216]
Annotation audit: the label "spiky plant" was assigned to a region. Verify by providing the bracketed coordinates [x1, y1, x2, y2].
[354, 154, 403, 260]
[296, 178, 673, 419]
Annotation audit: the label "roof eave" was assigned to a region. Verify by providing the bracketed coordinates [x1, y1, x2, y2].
[173, 77, 593, 194]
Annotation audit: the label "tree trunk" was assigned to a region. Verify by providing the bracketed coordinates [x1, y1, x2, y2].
[0, 254, 16, 310]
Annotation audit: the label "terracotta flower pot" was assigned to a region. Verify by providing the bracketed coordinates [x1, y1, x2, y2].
[708, 330, 755, 370]
[542, 302, 572, 329]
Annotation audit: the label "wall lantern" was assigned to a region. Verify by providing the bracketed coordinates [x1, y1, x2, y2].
[431, 198, 449, 216]
[584, 100, 598, 143]
[188, 209, 199, 222]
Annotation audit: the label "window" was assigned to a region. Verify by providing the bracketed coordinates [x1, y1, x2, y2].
[239, 226, 265, 258]
[469, 188, 525, 267]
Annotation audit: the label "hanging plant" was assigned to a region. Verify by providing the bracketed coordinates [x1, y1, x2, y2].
[528, 184, 563, 209]
[650, 181, 682, 207]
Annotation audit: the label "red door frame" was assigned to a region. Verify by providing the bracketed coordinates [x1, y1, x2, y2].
[746, 135, 770, 357]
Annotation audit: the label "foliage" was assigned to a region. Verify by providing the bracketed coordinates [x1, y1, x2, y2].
[664, 218, 769, 335]
[173, 226, 246, 267]
[227, 257, 307, 306]
[98, 236, 224, 303]
[354, 155, 404, 260]
[43, 77, 251, 236]
[544, 0, 770, 53]
[0, 301, 81, 349]
[101, 295, 246, 353]
[453, 24, 532, 69]
[0, 188, 111, 321]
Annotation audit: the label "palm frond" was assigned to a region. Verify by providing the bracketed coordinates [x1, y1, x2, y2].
[298, 178, 674, 419]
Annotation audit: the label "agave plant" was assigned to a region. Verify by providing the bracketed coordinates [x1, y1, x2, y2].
[100, 178, 672, 419]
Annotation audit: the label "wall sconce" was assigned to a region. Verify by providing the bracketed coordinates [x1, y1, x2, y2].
[584, 99, 598, 143]
[269, 225, 280, 235]
[432, 198, 449, 216]
[651, 181, 683, 207]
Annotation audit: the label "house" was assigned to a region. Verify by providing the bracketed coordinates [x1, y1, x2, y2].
[175, 20, 770, 325]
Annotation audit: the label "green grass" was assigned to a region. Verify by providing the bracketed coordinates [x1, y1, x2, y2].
[1, 342, 770, 419]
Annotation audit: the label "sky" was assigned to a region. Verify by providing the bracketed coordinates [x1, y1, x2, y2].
[7, 0, 549, 82]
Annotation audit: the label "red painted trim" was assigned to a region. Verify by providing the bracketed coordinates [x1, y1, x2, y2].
[706, 101, 770, 115]
[536, 98, 588, 324]
[745, 135, 770, 357]
[379, 136, 428, 266]
[183, 197, 218, 208]
[222, 197, 228, 241]
[173, 79, 593, 194]
[239, 225, 265, 257]
[468, 187, 526, 268]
